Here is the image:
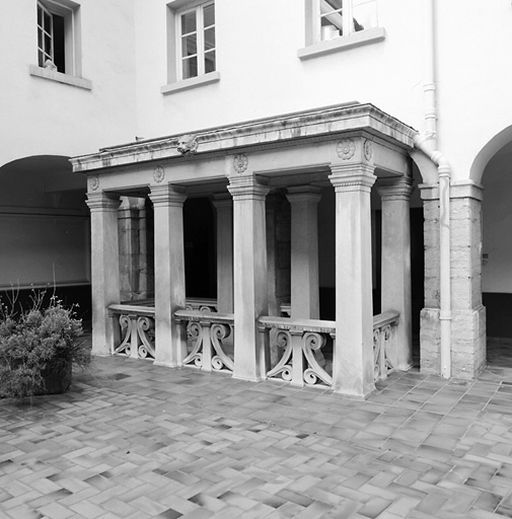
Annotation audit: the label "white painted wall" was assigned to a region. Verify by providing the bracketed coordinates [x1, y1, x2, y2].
[0, 0, 137, 168]
[133, 0, 512, 184]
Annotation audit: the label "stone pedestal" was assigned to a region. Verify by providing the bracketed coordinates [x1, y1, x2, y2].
[86, 192, 121, 356]
[377, 177, 413, 370]
[286, 187, 321, 319]
[212, 195, 233, 313]
[228, 175, 269, 381]
[149, 185, 187, 367]
[329, 163, 376, 397]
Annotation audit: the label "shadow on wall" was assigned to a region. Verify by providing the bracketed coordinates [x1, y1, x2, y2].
[0, 155, 91, 321]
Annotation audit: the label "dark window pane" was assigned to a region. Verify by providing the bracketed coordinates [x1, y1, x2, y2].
[52, 14, 65, 72]
[204, 27, 215, 51]
[181, 11, 196, 34]
[205, 50, 215, 73]
[38, 29, 43, 49]
[181, 34, 197, 57]
[182, 56, 197, 79]
[203, 4, 215, 27]
[37, 5, 42, 26]
[44, 33, 52, 53]
[38, 50, 44, 67]
[43, 10, 51, 31]
[324, 0, 343, 10]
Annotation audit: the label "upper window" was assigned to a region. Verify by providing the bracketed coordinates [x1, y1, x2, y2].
[163, 0, 220, 93]
[318, 0, 377, 41]
[36, 0, 80, 75]
[176, 2, 216, 81]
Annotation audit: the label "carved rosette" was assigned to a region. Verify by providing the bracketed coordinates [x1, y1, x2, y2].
[363, 139, 373, 162]
[89, 175, 99, 191]
[336, 138, 356, 160]
[153, 166, 165, 183]
[233, 153, 248, 174]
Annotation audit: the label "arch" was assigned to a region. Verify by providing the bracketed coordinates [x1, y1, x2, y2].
[470, 124, 512, 184]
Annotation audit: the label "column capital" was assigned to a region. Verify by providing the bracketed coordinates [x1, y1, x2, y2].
[211, 193, 233, 209]
[329, 163, 376, 193]
[149, 184, 187, 207]
[377, 176, 413, 201]
[286, 185, 322, 204]
[419, 183, 439, 201]
[227, 175, 269, 201]
[450, 180, 483, 201]
[86, 192, 121, 212]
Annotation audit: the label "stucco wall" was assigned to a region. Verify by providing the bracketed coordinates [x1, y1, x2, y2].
[0, 0, 137, 168]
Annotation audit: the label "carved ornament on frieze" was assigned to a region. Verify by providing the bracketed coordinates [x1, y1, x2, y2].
[233, 153, 249, 174]
[336, 138, 356, 160]
[176, 134, 198, 155]
[153, 165, 165, 183]
[89, 175, 99, 191]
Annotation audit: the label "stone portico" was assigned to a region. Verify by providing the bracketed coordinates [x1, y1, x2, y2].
[73, 103, 449, 398]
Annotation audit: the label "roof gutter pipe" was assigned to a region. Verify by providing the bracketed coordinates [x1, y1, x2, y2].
[413, 0, 451, 378]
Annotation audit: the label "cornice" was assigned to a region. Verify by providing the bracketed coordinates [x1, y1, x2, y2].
[70, 103, 417, 174]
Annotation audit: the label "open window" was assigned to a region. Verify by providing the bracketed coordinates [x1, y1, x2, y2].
[36, 0, 81, 76]
[300, 0, 384, 59]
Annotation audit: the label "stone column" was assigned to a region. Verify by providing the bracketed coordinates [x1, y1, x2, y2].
[377, 177, 413, 370]
[228, 174, 269, 381]
[212, 195, 233, 313]
[329, 162, 376, 398]
[149, 185, 187, 367]
[286, 186, 321, 319]
[450, 182, 486, 378]
[118, 196, 146, 301]
[86, 191, 121, 356]
[419, 184, 441, 374]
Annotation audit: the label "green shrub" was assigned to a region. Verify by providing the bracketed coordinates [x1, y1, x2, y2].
[0, 295, 89, 398]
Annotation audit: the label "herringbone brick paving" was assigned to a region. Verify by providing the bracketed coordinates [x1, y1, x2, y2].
[2, 355, 512, 518]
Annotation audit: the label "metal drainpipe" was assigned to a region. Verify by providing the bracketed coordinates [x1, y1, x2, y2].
[413, 0, 452, 378]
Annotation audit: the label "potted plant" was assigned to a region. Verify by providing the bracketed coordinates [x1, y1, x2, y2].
[0, 294, 90, 399]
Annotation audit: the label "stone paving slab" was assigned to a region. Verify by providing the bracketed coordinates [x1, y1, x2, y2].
[2, 356, 512, 518]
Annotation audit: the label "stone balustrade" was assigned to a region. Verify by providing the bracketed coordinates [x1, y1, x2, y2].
[373, 310, 400, 381]
[258, 316, 335, 388]
[109, 303, 156, 360]
[174, 309, 234, 373]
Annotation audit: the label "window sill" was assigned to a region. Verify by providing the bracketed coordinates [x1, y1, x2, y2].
[298, 27, 386, 60]
[161, 71, 220, 95]
[29, 65, 92, 90]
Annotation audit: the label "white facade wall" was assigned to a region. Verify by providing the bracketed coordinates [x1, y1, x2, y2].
[0, 0, 137, 168]
[133, 0, 512, 184]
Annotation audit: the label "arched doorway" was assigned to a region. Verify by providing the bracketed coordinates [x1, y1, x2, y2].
[480, 140, 512, 366]
[0, 155, 91, 323]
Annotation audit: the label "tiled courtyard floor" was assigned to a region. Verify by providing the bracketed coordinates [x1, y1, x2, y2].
[2, 357, 512, 518]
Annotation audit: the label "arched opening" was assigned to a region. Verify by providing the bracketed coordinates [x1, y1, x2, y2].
[0, 155, 91, 323]
[480, 140, 512, 366]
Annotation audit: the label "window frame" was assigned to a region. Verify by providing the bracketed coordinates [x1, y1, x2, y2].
[175, 1, 216, 82]
[35, 0, 81, 77]
[301, 0, 385, 60]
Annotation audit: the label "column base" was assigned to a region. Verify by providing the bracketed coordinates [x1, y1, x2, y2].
[332, 386, 375, 400]
[420, 307, 441, 375]
[420, 305, 486, 379]
[451, 305, 486, 379]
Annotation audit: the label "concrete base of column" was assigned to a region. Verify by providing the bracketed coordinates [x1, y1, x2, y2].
[420, 307, 441, 375]
[451, 305, 486, 379]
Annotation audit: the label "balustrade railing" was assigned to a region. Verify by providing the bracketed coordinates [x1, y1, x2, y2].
[373, 311, 400, 382]
[258, 316, 335, 388]
[109, 304, 156, 360]
[175, 309, 234, 373]
[185, 298, 218, 313]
